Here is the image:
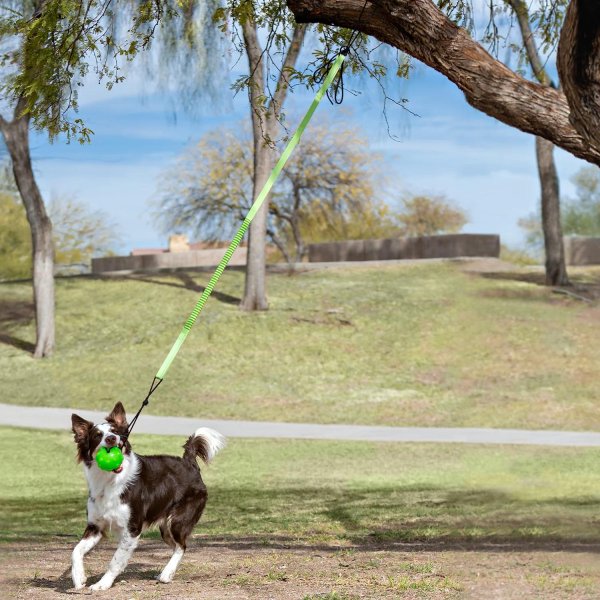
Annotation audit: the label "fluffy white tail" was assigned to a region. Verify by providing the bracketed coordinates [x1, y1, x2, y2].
[183, 427, 226, 464]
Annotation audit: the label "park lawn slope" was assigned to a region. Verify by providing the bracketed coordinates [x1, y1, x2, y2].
[2, 427, 600, 546]
[1, 262, 600, 430]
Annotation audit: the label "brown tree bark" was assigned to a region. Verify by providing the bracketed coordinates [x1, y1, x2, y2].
[0, 98, 55, 357]
[508, 0, 569, 286]
[558, 1, 600, 152]
[535, 137, 568, 286]
[240, 19, 306, 311]
[287, 0, 600, 166]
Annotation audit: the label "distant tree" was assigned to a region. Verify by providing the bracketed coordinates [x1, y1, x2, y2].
[520, 166, 600, 250]
[518, 213, 544, 254]
[562, 167, 600, 236]
[0, 192, 120, 280]
[156, 122, 395, 262]
[397, 195, 467, 237]
[156, 129, 253, 241]
[0, 192, 30, 280]
[293, 199, 400, 255]
[49, 197, 121, 272]
[268, 125, 384, 260]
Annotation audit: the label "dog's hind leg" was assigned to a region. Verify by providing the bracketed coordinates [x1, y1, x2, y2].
[158, 542, 186, 584]
[72, 524, 102, 589]
[159, 517, 176, 548]
[89, 528, 140, 591]
[158, 495, 206, 584]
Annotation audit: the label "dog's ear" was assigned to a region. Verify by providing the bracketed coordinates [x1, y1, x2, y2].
[71, 414, 93, 443]
[106, 401, 127, 429]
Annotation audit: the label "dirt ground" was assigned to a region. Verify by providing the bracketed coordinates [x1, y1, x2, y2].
[2, 536, 600, 600]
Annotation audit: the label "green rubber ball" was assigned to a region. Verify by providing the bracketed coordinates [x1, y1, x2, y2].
[96, 446, 124, 471]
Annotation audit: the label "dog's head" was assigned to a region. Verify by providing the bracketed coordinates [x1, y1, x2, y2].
[71, 402, 131, 468]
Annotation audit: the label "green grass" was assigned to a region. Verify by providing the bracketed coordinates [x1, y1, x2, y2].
[2, 263, 600, 429]
[2, 427, 600, 546]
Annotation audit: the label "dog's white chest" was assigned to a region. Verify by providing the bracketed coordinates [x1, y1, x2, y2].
[87, 489, 130, 531]
[84, 454, 138, 532]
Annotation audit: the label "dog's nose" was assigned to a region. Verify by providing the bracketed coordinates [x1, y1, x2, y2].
[105, 435, 117, 446]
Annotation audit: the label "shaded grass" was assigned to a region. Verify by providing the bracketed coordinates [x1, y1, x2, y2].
[2, 427, 600, 548]
[2, 263, 600, 429]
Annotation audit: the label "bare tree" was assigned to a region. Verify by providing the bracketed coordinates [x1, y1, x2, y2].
[156, 123, 378, 263]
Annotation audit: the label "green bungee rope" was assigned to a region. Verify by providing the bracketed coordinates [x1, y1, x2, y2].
[124, 51, 347, 438]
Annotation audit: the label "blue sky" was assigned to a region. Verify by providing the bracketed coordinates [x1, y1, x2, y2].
[28, 43, 588, 256]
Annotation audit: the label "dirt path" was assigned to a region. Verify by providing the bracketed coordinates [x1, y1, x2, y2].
[3, 536, 600, 599]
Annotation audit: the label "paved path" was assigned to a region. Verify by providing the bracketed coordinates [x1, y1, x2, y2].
[2, 403, 600, 447]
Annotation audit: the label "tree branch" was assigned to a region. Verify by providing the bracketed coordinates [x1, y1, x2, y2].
[287, 0, 600, 165]
[269, 24, 307, 118]
[506, 0, 553, 87]
[242, 16, 271, 145]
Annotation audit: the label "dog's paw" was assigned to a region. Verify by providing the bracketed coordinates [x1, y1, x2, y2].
[157, 572, 174, 584]
[71, 566, 87, 590]
[89, 576, 113, 591]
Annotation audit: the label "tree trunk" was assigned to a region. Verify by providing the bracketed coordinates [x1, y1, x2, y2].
[507, 0, 569, 286]
[287, 0, 600, 165]
[557, 0, 600, 152]
[240, 20, 307, 311]
[536, 136, 569, 286]
[240, 18, 272, 311]
[1, 104, 55, 357]
[241, 132, 273, 310]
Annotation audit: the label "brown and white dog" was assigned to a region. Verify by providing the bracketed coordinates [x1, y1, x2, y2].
[70, 402, 225, 591]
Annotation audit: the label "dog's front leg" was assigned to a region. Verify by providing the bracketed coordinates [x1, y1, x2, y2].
[72, 524, 102, 589]
[89, 529, 140, 591]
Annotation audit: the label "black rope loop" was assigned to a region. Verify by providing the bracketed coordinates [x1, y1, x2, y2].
[313, 50, 347, 105]
[124, 376, 162, 439]
[311, 0, 369, 105]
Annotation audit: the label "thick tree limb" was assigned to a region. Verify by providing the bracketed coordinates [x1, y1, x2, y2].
[558, 0, 600, 151]
[287, 0, 600, 165]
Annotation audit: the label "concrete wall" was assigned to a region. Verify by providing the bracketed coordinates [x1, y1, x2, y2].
[564, 236, 600, 266]
[92, 246, 247, 274]
[307, 234, 500, 263]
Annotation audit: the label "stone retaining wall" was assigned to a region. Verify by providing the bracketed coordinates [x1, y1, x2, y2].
[563, 236, 600, 266]
[307, 234, 500, 262]
[92, 247, 247, 274]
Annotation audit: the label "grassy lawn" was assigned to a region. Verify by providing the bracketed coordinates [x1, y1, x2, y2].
[3, 427, 600, 599]
[2, 262, 600, 430]
[2, 426, 600, 546]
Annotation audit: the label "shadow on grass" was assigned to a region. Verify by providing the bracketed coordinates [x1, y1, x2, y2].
[4, 484, 600, 554]
[105, 271, 242, 305]
[0, 299, 34, 353]
[479, 271, 600, 303]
